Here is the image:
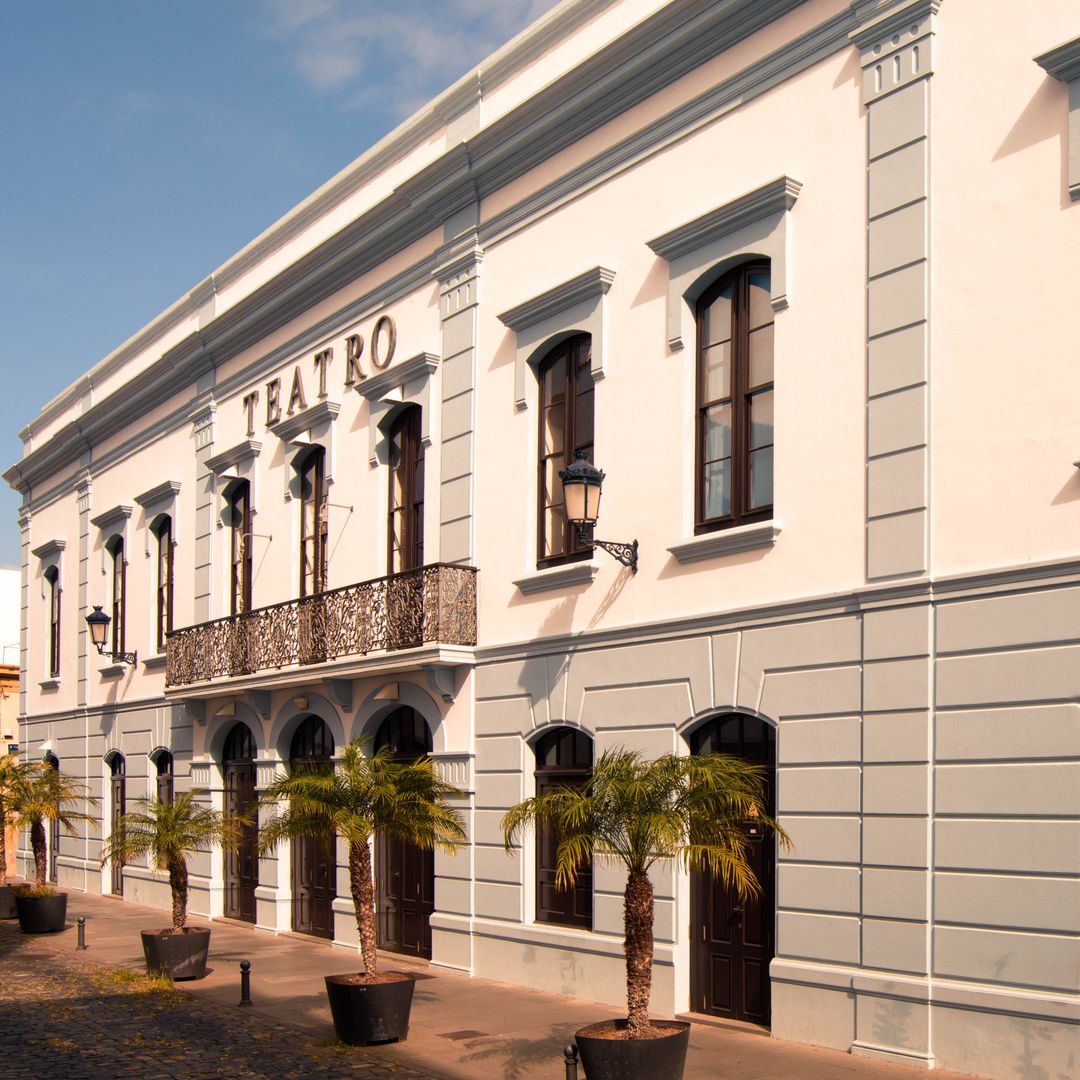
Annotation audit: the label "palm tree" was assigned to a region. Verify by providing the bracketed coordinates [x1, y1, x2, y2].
[258, 739, 466, 979]
[100, 791, 244, 930]
[502, 748, 788, 1039]
[7, 760, 98, 888]
[0, 754, 20, 887]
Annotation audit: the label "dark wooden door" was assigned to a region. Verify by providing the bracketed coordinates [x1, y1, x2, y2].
[224, 762, 258, 922]
[375, 707, 435, 958]
[290, 716, 336, 938]
[110, 756, 125, 896]
[45, 755, 59, 884]
[689, 714, 775, 1025]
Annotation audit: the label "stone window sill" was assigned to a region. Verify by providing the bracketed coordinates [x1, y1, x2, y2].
[668, 522, 780, 564]
[513, 561, 598, 596]
[142, 653, 168, 671]
[99, 663, 127, 679]
[38, 678, 60, 691]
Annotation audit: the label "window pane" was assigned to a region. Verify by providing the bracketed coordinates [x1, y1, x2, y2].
[543, 458, 564, 509]
[703, 404, 731, 462]
[749, 325, 774, 387]
[704, 459, 731, 519]
[748, 271, 772, 330]
[750, 446, 774, 509]
[574, 387, 594, 448]
[702, 342, 731, 403]
[544, 506, 567, 558]
[703, 285, 732, 346]
[543, 404, 565, 456]
[543, 355, 566, 405]
[750, 391, 773, 450]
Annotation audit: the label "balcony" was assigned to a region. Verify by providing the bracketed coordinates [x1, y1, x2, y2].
[165, 563, 477, 689]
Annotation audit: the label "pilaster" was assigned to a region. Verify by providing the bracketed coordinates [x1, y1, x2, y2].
[76, 471, 92, 707]
[189, 395, 216, 623]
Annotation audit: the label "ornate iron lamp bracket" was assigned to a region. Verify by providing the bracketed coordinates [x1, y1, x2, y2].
[575, 527, 639, 573]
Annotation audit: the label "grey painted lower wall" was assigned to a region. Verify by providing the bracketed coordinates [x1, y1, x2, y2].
[18, 562, 1080, 1078]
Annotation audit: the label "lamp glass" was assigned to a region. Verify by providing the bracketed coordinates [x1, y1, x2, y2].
[564, 476, 587, 524]
[86, 606, 110, 650]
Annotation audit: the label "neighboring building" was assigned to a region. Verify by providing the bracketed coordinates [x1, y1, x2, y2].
[5, 1, 1080, 1074]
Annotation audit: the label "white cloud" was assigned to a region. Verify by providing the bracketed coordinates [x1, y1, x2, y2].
[256, 0, 562, 118]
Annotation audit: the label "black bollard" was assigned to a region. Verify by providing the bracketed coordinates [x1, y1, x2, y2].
[563, 1044, 579, 1080]
[76, 916, 87, 950]
[239, 959, 253, 1006]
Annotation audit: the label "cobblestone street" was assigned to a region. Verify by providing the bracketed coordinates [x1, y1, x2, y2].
[0, 921, 434, 1080]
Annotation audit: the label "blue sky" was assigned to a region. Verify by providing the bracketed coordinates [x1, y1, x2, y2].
[0, 0, 556, 566]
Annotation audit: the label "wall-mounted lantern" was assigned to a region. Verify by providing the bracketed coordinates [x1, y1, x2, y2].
[559, 451, 639, 573]
[85, 606, 137, 666]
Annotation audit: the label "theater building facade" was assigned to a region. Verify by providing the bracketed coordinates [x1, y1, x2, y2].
[7, 1, 1080, 1074]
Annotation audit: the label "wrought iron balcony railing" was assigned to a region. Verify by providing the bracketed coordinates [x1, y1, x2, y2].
[165, 563, 477, 688]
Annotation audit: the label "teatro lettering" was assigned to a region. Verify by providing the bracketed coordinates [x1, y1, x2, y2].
[240, 314, 397, 436]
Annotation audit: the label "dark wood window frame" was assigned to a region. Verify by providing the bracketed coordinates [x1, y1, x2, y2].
[107, 537, 126, 657]
[153, 750, 174, 805]
[299, 448, 328, 597]
[533, 727, 593, 930]
[537, 335, 594, 568]
[695, 262, 775, 534]
[44, 565, 61, 678]
[229, 481, 253, 615]
[387, 406, 425, 575]
[153, 517, 174, 653]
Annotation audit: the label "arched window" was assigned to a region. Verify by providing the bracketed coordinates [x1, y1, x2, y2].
[105, 537, 126, 656]
[153, 516, 173, 652]
[696, 263, 774, 532]
[533, 727, 593, 929]
[44, 565, 61, 678]
[153, 750, 174, 805]
[227, 481, 252, 614]
[299, 448, 328, 596]
[108, 753, 126, 896]
[223, 722, 257, 923]
[387, 406, 424, 574]
[290, 714, 335, 762]
[44, 753, 59, 883]
[538, 335, 593, 566]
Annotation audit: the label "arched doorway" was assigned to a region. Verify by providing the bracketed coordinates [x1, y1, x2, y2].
[290, 715, 336, 938]
[107, 753, 126, 896]
[222, 723, 258, 923]
[688, 713, 776, 1025]
[44, 754, 60, 884]
[375, 706, 434, 958]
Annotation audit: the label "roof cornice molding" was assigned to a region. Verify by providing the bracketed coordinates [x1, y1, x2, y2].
[134, 480, 181, 509]
[1036, 35, 1080, 83]
[90, 504, 132, 533]
[355, 352, 441, 401]
[498, 267, 616, 332]
[647, 177, 802, 261]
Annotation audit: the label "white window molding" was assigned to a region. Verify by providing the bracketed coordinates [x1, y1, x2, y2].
[270, 399, 341, 500]
[1036, 35, 1080, 202]
[354, 351, 440, 467]
[497, 266, 615, 411]
[667, 522, 781, 565]
[513, 561, 598, 596]
[135, 480, 181, 545]
[207, 440, 261, 525]
[647, 176, 801, 351]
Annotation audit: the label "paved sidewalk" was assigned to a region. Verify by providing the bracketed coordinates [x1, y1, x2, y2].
[2, 887, 984, 1080]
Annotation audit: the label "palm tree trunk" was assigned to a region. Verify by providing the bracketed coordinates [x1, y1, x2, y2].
[168, 855, 188, 930]
[31, 820, 47, 887]
[0, 798, 7, 887]
[624, 869, 654, 1038]
[349, 840, 378, 979]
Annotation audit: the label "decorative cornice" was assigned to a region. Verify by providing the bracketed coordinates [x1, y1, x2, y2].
[269, 399, 340, 444]
[498, 267, 615, 333]
[205, 440, 261, 475]
[1036, 36, 1080, 84]
[849, 0, 942, 49]
[30, 539, 65, 561]
[355, 352, 440, 401]
[89, 504, 132, 533]
[648, 178, 801, 262]
[134, 480, 181, 508]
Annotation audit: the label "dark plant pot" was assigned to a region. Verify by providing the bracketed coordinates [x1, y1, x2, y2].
[575, 1019, 691, 1080]
[141, 928, 211, 980]
[15, 891, 67, 934]
[0, 884, 17, 919]
[324, 972, 416, 1045]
